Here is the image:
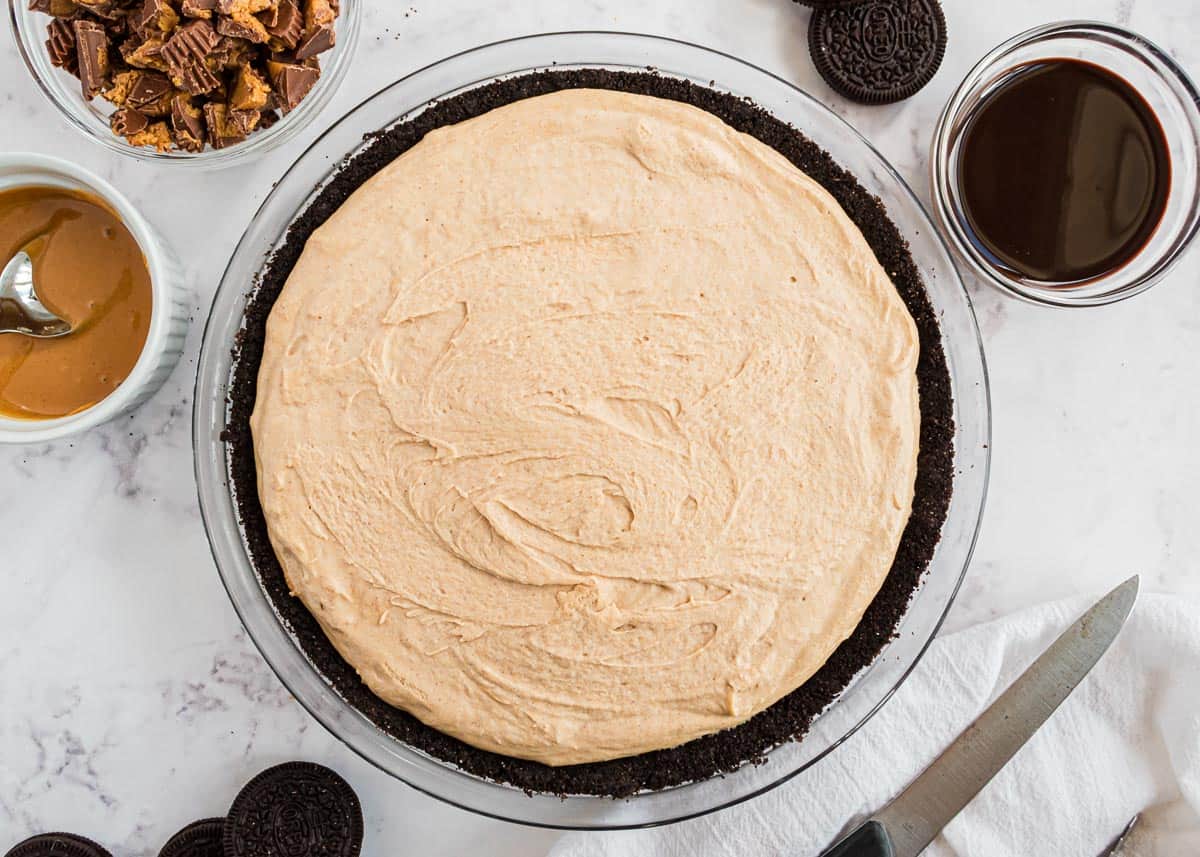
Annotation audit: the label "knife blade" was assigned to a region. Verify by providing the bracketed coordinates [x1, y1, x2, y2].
[1097, 814, 1140, 857]
[819, 575, 1139, 857]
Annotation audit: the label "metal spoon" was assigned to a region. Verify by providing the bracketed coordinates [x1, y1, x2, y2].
[0, 250, 71, 338]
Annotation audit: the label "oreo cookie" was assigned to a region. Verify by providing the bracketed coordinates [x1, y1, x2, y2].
[5, 834, 111, 857]
[809, 0, 948, 104]
[792, 0, 866, 9]
[224, 762, 363, 857]
[157, 819, 224, 857]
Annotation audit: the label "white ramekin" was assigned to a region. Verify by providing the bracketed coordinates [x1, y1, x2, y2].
[0, 153, 188, 443]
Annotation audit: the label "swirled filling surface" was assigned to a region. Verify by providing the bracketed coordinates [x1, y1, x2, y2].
[251, 89, 920, 765]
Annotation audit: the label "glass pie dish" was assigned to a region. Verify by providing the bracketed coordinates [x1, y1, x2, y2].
[194, 31, 991, 829]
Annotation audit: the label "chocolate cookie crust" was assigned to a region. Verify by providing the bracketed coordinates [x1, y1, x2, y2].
[224, 68, 955, 798]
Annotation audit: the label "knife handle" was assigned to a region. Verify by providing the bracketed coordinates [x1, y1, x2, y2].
[818, 821, 894, 857]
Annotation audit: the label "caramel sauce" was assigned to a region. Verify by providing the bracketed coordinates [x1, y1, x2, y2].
[0, 186, 152, 420]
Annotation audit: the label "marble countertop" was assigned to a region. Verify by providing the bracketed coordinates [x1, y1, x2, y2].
[2, 1, 1198, 854]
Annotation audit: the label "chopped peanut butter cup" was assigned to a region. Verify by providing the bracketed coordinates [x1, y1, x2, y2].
[30, 0, 342, 152]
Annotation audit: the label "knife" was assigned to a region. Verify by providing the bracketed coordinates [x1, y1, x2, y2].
[819, 575, 1139, 857]
[1097, 815, 1140, 856]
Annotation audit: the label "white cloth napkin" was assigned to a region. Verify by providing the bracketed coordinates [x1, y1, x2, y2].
[549, 592, 1200, 857]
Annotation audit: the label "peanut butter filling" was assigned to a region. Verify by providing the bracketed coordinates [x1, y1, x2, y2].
[252, 89, 920, 765]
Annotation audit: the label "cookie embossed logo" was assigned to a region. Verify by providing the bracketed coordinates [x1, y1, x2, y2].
[862, 6, 899, 62]
[272, 801, 316, 856]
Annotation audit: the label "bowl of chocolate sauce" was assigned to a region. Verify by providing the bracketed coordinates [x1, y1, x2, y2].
[932, 22, 1200, 306]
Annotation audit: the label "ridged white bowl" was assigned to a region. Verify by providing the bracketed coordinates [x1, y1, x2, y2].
[0, 153, 188, 443]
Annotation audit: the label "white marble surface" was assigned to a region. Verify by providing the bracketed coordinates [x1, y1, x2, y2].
[2, 1, 1198, 854]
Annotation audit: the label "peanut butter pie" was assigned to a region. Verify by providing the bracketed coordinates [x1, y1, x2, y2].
[227, 70, 953, 795]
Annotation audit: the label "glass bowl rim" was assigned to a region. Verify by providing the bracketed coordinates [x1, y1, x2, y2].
[7, 0, 362, 167]
[929, 19, 1200, 308]
[193, 29, 992, 829]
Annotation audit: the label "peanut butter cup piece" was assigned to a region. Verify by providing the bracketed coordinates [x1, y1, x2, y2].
[161, 17, 220, 89]
[208, 33, 251, 69]
[75, 0, 118, 19]
[126, 120, 174, 151]
[203, 101, 247, 147]
[111, 105, 150, 138]
[45, 17, 78, 74]
[215, 11, 269, 44]
[72, 19, 110, 98]
[121, 35, 170, 72]
[217, 0, 275, 12]
[170, 94, 206, 150]
[293, 21, 332, 60]
[162, 19, 222, 94]
[171, 61, 221, 96]
[266, 58, 317, 112]
[215, 1, 275, 41]
[224, 762, 363, 857]
[5, 833, 112, 857]
[230, 62, 271, 110]
[294, 0, 334, 59]
[162, 17, 220, 62]
[123, 70, 175, 114]
[104, 70, 136, 105]
[106, 69, 174, 111]
[181, 0, 218, 17]
[302, 0, 334, 29]
[809, 0, 948, 105]
[157, 819, 224, 857]
[257, 0, 292, 29]
[263, 0, 301, 50]
[31, 0, 81, 15]
[132, 0, 180, 37]
[228, 107, 261, 135]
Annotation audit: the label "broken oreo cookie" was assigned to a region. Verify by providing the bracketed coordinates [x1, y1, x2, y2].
[5, 833, 112, 857]
[157, 819, 224, 857]
[808, 0, 947, 104]
[224, 762, 363, 857]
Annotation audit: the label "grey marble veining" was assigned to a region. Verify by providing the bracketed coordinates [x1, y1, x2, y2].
[2, 1, 1198, 854]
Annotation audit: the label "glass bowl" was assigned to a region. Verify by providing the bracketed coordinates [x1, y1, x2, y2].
[194, 31, 991, 829]
[931, 21, 1200, 307]
[8, 0, 361, 167]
